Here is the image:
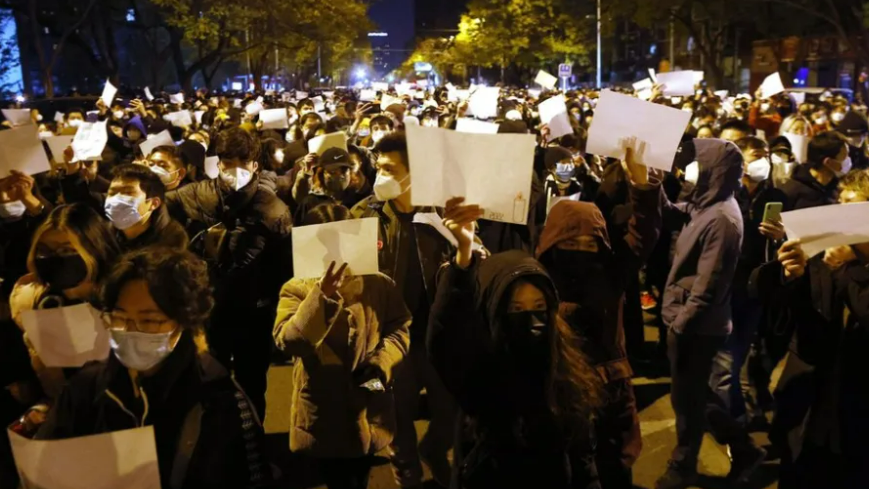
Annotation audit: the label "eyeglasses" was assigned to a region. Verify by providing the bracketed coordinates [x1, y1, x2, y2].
[100, 311, 173, 334]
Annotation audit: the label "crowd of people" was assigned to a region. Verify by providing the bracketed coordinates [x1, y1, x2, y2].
[0, 77, 866, 489]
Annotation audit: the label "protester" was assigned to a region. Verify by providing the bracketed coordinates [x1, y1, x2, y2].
[293, 148, 354, 224]
[427, 197, 604, 489]
[273, 203, 411, 489]
[36, 248, 272, 489]
[781, 131, 848, 210]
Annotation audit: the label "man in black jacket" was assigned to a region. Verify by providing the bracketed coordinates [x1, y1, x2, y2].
[166, 128, 293, 418]
[781, 132, 849, 211]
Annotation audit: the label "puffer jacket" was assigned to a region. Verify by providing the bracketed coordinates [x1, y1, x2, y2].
[273, 274, 411, 458]
[661, 138, 745, 336]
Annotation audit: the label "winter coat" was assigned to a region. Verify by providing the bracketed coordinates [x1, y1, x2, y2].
[661, 138, 745, 336]
[427, 251, 600, 489]
[734, 179, 788, 297]
[36, 331, 272, 489]
[273, 274, 411, 458]
[780, 163, 838, 211]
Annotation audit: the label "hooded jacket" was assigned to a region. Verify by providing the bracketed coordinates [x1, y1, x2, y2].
[661, 139, 745, 336]
[427, 251, 600, 489]
[780, 163, 838, 211]
[123, 116, 148, 142]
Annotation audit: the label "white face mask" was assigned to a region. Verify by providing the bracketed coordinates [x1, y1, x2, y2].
[814, 115, 828, 125]
[745, 157, 771, 182]
[760, 103, 771, 112]
[68, 119, 83, 128]
[285, 131, 295, 143]
[357, 128, 370, 138]
[834, 156, 853, 177]
[36, 114, 43, 122]
[373, 173, 409, 201]
[684, 161, 700, 184]
[149, 165, 180, 186]
[832, 112, 846, 123]
[0, 200, 27, 219]
[371, 131, 387, 143]
[113, 110, 125, 119]
[110, 329, 176, 372]
[104, 194, 149, 230]
[274, 149, 285, 164]
[220, 166, 253, 191]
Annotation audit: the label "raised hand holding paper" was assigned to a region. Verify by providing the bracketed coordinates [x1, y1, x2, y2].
[308, 132, 348, 155]
[586, 90, 691, 172]
[144, 86, 154, 101]
[292, 217, 379, 279]
[535, 70, 558, 90]
[780, 202, 869, 258]
[258, 108, 288, 130]
[538, 95, 573, 141]
[759, 72, 786, 99]
[71, 121, 108, 162]
[164, 110, 192, 128]
[138, 130, 174, 158]
[468, 87, 500, 120]
[656, 71, 697, 97]
[100, 79, 118, 108]
[380, 94, 402, 111]
[1, 108, 32, 127]
[169, 92, 185, 104]
[20, 303, 110, 367]
[0, 126, 51, 175]
[44, 135, 74, 163]
[406, 124, 536, 225]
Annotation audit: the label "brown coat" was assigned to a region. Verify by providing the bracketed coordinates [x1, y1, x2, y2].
[273, 273, 411, 458]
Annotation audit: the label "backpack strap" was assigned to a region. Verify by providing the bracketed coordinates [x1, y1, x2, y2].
[170, 402, 204, 489]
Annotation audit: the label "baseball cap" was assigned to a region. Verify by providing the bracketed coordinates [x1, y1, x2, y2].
[320, 147, 353, 168]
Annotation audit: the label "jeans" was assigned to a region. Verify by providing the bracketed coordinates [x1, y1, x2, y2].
[667, 330, 726, 465]
[389, 343, 456, 487]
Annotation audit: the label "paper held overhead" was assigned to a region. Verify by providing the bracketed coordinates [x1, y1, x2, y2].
[360, 89, 377, 102]
[100, 79, 118, 108]
[380, 94, 403, 111]
[632, 78, 653, 91]
[455, 118, 500, 134]
[308, 132, 348, 155]
[258, 108, 288, 130]
[312, 96, 326, 112]
[538, 95, 573, 141]
[20, 303, 110, 367]
[534, 70, 558, 90]
[468, 86, 500, 120]
[138, 130, 174, 158]
[780, 202, 869, 258]
[1, 108, 32, 127]
[164, 110, 193, 128]
[44, 135, 74, 163]
[9, 426, 161, 489]
[759, 72, 786, 99]
[296, 91, 309, 99]
[0, 126, 51, 175]
[245, 101, 264, 116]
[406, 125, 536, 225]
[648, 68, 657, 82]
[656, 71, 697, 97]
[144, 86, 154, 101]
[782, 132, 809, 164]
[371, 83, 388, 93]
[71, 121, 108, 162]
[586, 90, 692, 172]
[291, 217, 379, 279]
[169, 92, 185, 104]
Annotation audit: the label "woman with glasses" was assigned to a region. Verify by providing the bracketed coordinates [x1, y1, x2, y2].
[37, 247, 272, 489]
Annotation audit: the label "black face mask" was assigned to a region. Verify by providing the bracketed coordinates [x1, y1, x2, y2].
[34, 255, 89, 290]
[503, 310, 549, 356]
[551, 248, 607, 303]
[324, 173, 350, 194]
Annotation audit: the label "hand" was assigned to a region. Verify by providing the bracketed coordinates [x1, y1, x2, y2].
[95, 98, 108, 113]
[318, 261, 348, 299]
[621, 144, 658, 187]
[355, 102, 372, 121]
[651, 83, 665, 101]
[352, 362, 386, 388]
[80, 160, 99, 182]
[62, 147, 81, 173]
[443, 196, 484, 269]
[823, 245, 857, 270]
[457, 101, 469, 118]
[754, 88, 764, 102]
[539, 124, 551, 144]
[777, 239, 807, 279]
[302, 153, 318, 173]
[759, 220, 786, 241]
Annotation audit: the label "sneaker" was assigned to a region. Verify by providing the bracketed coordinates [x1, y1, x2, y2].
[641, 291, 658, 311]
[654, 460, 698, 489]
[727, 444, 767, 484]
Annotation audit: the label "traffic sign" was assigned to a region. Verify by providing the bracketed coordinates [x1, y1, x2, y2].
[559, 63, 572, 78]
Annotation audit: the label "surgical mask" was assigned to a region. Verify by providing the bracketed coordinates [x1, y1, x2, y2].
[219, 166, 253, 191]
[274, 149, 285, 164]
[113, 111, 125, 119]
[814, 115, 828, 125]
[110, 329, 176, 372]
[684, 161, 700, 184]
[104, 194, 148, 230]
[68, 119, 82, 128]
[760, 103, 771, 112]
[832, 112, 846, 123]
[0, 200, 27, 219]
[372, 131, 387, 143]
[358, 128, 370, 138]
[834, 156, 852, 177]
[554, 162, 575, 183]
[34, 254, 88, 290]
[36, 114, 42, 122]
[38, 131, 53, 140]
[745, 157, 771, 182]
[285, 131, 295, 143]
[373, 173, 409, 201]
[149, 165, 180, 186]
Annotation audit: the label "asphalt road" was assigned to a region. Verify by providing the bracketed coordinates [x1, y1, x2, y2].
[261, 324, 781, 489]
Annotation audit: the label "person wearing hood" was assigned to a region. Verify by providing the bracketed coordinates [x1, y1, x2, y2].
[536, 147, 662, 489]
[164, 127, 292, 419]
[124, 116, 148, 149]
[292, 148, 354, 225]
[427, 200, 605, 489]
[36, 248, 273, 489]
[655, 139, 758, 488]
[781, 131, 849, 211]
[835, 110, 869, 171]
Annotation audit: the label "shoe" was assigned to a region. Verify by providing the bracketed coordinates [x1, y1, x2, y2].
[641, 291, 658, 311]
[654, 460, 698, 489]
[727, 444, 767, 484]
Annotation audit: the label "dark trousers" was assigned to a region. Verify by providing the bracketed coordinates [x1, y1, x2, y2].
[319, 456, 375, 489]
[667, 330, 726, 464]
[595, 379, 641, 489]
[208, 305, 274, 420]
[389, 342, 456, 487]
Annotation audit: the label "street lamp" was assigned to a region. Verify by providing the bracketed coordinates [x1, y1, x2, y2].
[355, 67, 366, 79]
[596, 0, 602, 88]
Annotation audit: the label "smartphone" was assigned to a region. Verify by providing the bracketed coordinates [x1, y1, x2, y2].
[763, 202, 783, 223]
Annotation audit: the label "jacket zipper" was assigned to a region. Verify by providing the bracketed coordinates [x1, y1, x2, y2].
[105, 380, 150, 428]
